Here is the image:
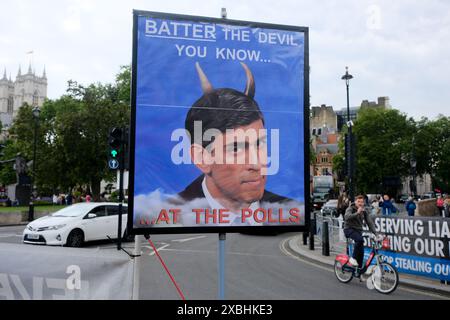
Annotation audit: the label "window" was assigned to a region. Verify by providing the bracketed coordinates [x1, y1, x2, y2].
[312, 128, 316, 135]
[107, 205, 128, 216]
[7, 96, 13, 113]
[88, 206, 107, 218]
[32, 90, 39, 106]
[317, 128, 322, 135]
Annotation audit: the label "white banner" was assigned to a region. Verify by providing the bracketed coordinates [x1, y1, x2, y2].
[0, 243, 133, 300]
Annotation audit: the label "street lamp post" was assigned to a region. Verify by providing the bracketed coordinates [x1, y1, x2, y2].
[410, 158, 417, 198]
[341, 67, 354, 202]
[28, 106, 40, 222]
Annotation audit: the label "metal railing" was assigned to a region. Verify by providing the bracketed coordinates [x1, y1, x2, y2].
[314, 212, 347, 254]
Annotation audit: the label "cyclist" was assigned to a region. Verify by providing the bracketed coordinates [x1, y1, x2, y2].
[344, 194, 379, 270]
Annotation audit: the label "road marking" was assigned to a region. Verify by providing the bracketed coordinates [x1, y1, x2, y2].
[160, 247, 288, 259]
[280, 236, 450, 300]
[145, 244, 170, 256]
[171, 236, 207, 243]
[280, 237, 333, 273]
[0, 234, 22, 238]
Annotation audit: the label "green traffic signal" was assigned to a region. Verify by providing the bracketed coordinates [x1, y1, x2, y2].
[111, 150, 118, 158]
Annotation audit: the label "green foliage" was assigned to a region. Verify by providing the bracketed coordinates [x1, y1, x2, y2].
[332, 108, 449, 194]
[352, 108, 416, 194]
[332, 134, 345, 180]
[415, 115, 450, 192]
[0, 66, 131, 198]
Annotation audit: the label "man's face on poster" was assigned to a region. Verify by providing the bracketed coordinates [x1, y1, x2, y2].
[191, 119, 269, 205]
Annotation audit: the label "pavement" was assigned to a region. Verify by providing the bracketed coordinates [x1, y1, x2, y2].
[286, 233, 450, 296]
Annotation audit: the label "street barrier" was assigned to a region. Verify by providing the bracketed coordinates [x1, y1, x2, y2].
[322, 221, 330, 256]
[315, 213, 346, 254]
[0, 243, 134, 300]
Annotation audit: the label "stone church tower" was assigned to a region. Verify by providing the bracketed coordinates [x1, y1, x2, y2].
[0, 64, 47, 128]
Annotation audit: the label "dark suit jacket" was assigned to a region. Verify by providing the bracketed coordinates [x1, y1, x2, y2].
[177, 174, 297, 205]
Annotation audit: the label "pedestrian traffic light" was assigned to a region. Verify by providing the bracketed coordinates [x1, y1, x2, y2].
[108, 127, 130, 170]
[108, 128, 123, 170]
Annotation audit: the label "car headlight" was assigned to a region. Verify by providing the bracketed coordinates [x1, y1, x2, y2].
[41, 224, 67, 231]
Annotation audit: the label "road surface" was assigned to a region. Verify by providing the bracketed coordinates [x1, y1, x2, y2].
[0, 225, 447, 300]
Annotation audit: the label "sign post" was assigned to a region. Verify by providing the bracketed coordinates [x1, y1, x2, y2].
[218, 233, 226, 299]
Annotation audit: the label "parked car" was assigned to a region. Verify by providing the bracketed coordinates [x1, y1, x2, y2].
[420, 192, 436, 200]
[321, 199, 339, 217]
[23, 202, 130, 247]
[398, 194, 409, 203]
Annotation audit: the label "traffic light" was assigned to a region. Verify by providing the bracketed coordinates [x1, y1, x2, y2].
[108, 127, 130, 170]
[108, 128, 123, 170]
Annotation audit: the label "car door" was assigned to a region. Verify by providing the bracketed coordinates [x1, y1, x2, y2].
[106, 205, 128, 239]
[82, 206, 108, 241]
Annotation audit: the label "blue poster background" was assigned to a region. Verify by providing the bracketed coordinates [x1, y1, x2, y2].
[349, 245, 450, 281]
[134, 16, 306, 202]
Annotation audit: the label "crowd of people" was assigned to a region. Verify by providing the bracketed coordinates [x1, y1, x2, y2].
[52, 192, 101, 205]
[337, 192, 450, 218]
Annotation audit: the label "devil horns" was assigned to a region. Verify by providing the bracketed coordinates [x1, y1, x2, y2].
[195, 62, 255, 99]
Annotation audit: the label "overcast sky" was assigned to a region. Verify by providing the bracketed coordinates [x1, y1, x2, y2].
[1, 0, 449, 119]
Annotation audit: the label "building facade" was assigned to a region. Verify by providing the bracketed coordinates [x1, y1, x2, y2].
[310, 104, 338, 136]
[336, 96, 391, 131]
[0, 65, 47, 129]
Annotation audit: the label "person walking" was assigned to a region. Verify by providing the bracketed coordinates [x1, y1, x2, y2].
[66, 193, 73, 206]
[52, 193, 58, 205]
[338, 192, 350, 218]
[405, 196, 416, 217]
[379, 194, 397, 215]
[371, 198, 380, 216]
[437, 195, 445, 217]
[444, 195, 450, 218]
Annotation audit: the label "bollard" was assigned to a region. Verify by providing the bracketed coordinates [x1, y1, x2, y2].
[322, 221, 330, 256]
[309, 219, 315, 250]
[302, 232, 308, 245]
[28, 202, 34, 222]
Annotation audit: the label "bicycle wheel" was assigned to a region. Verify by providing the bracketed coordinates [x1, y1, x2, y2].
[371, 262, 398, 294]
[334, 260, 353, 283]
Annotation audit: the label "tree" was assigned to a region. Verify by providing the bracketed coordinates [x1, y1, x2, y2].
[3, 66, 131, 199]
[415, 115, 450, 192]
[345, 108, 415, 195]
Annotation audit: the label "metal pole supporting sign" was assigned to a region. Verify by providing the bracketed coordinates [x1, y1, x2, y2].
[132, 235, 141, 300]
[218, 233, 226, 300]
[217, 8, 228, 302]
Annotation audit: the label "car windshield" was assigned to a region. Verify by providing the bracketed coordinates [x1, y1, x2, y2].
[51, 204, 92, 217]
[324, 201, 338, 208]
[314, 188, 330, 193]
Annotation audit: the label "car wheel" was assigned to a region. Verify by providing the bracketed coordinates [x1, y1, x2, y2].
[66, 229, 84, 247]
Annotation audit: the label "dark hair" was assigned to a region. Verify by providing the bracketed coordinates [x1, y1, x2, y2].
[355, 195, 365, 200]
[185, 88, 264, 148]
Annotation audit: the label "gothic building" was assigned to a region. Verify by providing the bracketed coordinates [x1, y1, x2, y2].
[0, 64, 47, 129]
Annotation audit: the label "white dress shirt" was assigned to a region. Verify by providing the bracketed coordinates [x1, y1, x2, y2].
[202, 177, 263, 226]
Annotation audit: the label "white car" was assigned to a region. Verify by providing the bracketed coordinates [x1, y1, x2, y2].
[23, 202, 129, 247]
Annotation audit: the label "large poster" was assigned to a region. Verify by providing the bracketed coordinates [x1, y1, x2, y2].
[128, 11, 310, 234]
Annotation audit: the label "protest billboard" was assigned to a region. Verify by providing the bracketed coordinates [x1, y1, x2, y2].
[128, 10, 310, 234]
[361, 216, 450, 281]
